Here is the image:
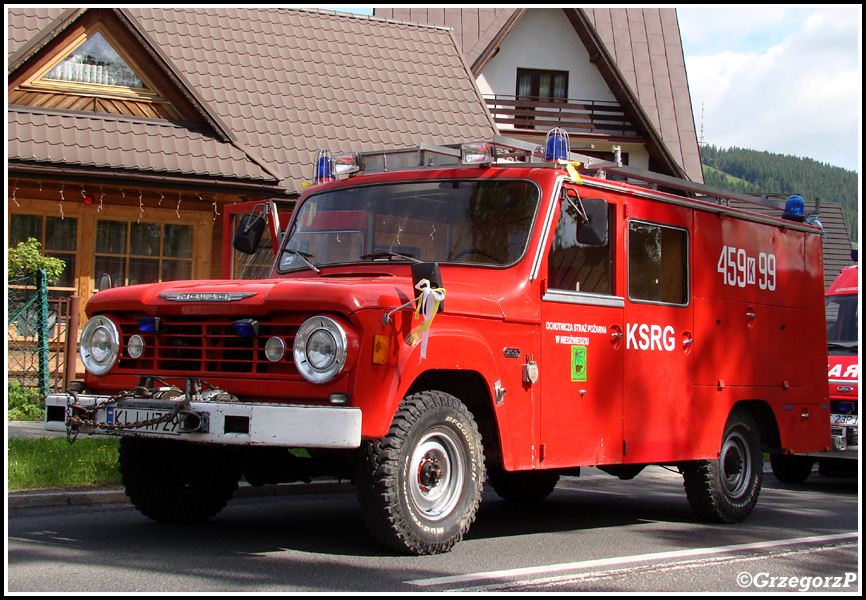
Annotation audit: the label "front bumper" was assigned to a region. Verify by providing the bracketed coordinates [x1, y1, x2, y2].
[45, 391, 362, 449]
[830, 413, 858, 452]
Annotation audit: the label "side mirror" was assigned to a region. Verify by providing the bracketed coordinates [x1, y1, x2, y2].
[411, 262, 444, 314]
[233, 203, 268, 255]
[572, 195, 609, 246]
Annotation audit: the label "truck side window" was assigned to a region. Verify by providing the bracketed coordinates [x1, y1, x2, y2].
[547, 196, 612, 294]
[628, 220, 688, 304]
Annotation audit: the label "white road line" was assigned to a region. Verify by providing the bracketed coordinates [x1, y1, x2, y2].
[405, 532, 859, 588]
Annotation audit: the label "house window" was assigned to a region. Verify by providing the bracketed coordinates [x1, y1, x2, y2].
[94, 220, 193, 288]
[517, 68, 569, 102]
[628, 220, 688, 305]
[9, 214, 78, 296]
[44, 31, 145, 89]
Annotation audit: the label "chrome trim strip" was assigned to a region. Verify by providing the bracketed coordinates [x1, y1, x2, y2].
[542, 290, 625, 308]
[530, 175, 567, 281]
[159, 292, 257, 302]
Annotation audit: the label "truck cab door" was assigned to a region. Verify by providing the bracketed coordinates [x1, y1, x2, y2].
[221, 200, 290, 279]
[621, 205, 693, 463]
[539, 187, 624, 468]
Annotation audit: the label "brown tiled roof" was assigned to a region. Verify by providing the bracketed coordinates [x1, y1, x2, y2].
[8, 7, 498, 194]
[584, 8, 702, 184]
[8, 106, 276, 184]
[375, 7, 703, 183]
[6, 7, 70, 59]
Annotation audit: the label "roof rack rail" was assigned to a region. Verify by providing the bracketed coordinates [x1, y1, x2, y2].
[603, 165, 782, 211]
[309, 133, 793, 216]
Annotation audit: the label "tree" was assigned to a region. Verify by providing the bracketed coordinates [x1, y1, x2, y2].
[8, 238, 66, 284]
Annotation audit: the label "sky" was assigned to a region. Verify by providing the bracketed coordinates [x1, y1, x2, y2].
[677, 6, 861, 172]
[329, 6, 861, 173]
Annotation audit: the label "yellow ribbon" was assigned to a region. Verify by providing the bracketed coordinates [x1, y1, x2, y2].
[405, 279, 446, 359]
[558, 159, 583, 184]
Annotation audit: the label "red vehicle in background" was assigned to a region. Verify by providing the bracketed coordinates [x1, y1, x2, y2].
[771, 262, 859, 481]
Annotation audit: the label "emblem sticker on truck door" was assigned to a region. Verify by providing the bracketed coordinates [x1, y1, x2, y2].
[571, 345, 587, 381]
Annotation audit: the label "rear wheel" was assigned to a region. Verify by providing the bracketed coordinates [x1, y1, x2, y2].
[119, 437, 240, 523]
[488, 467, 560, 503]
[682, 408, 763, 523]
[357, 391, 485, 555]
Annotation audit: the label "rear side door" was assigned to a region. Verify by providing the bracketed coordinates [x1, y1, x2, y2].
[621, 203, 694, 464]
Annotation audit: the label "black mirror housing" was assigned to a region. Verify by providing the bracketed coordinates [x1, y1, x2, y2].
[233, 204, 268, 254]
[576, 197, 609, 246]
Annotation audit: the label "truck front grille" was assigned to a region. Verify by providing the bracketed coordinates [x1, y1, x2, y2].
[115, 315, 301, 378]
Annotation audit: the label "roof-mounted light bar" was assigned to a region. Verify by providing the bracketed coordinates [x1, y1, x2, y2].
[304, 130, 628, 184]
[332, 153, 361, 177]
[460, 142, 494, 165]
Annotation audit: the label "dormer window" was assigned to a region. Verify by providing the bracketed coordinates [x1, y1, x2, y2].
[9, 8, 200, 121]
[44, 32, 145, 89]
[24, 23, 157, 101]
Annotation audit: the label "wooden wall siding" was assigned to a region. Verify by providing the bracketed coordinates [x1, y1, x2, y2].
[8, 89, 182, 120]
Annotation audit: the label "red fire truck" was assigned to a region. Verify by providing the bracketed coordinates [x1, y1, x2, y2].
[47, 133, 831, 555]
[771, 263, 859, 481]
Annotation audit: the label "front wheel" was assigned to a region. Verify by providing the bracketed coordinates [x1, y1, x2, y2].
[682, 408, 763, 523]
[357, 391, 485, 555]
[119, 437, 240, 523]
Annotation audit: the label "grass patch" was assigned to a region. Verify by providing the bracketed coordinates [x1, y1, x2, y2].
[8, 437, 122, 490]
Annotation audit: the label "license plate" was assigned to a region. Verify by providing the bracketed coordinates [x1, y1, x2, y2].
[106, 407, 180, 434]
[831, 414, 858, 426]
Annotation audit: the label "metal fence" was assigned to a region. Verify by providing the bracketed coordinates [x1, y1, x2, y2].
[8, 270, 79, 395]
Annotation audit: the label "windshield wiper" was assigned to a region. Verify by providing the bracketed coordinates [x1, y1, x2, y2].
[284, 249, 320, 273]
[359, 251, 421, 263]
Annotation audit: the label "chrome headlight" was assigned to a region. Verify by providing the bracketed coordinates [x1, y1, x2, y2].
[79, 315, 120, 375]
[294, 316, 347, 383]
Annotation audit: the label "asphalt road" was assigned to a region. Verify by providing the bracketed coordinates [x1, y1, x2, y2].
[8, 465, 860, 593]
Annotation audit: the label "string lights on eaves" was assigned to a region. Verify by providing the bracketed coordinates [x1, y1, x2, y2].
[9, 181, 232, 223]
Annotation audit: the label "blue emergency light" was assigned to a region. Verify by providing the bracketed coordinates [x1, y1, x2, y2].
[782, 195, 805, 222]
[316, 155, 333, 182]
[138, 316, 161, 333]
[545, 131, 569, 161]
[233, 319, 259, 337]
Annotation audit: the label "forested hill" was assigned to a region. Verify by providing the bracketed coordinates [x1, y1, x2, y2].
[699, 145, 859, 243]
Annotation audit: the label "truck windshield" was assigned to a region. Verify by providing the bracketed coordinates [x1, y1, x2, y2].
[825, 294, 858, 345]
[277, 180, 540, 272]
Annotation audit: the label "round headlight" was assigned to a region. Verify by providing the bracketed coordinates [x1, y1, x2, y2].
[294, 316, 347, 383]
[307, 329, 337, 369]
[80, 315, 120, 375]
[127, 334, 145, 359]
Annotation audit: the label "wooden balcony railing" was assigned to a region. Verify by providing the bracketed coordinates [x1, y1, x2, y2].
[484, 95, 641, 138]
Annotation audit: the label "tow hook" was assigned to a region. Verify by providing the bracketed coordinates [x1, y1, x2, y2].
[178, 410, 209, 433]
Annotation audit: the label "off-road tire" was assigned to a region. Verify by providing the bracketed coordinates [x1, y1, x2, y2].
[682, 408, 763, 523]
[357, 391, 485, 555]
[770, 454, 814, 483]
[487, 466, 560, 503]
[119, 437, 240, 524]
